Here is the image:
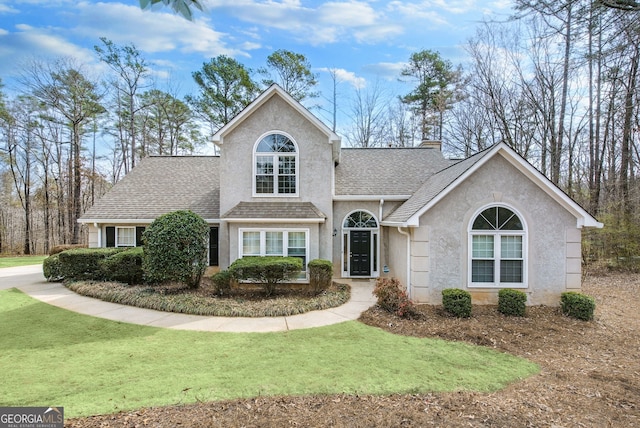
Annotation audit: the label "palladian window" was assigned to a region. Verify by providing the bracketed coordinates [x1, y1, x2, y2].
[254, 133, 298, 196]
[469, 206, 526, 287]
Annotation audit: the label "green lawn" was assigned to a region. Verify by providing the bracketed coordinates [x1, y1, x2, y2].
[0, 289, 538, 418]
[0, 255, 47, 268]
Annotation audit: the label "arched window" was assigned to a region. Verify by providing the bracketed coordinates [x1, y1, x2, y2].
[254, 133, 298, 196]
[343, 211, 378, 228]
[469, 206, 526, 287]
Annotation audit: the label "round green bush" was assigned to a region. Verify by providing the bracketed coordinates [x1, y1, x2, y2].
[101, 247, 144, 285]
[43, 254, 63, 281]
[211, 270, 233, 295]
[561, 291, 596, 321]
[442, 288, 472, 318]
[498, 288, 527, 317]
[143, 210, 209, 288]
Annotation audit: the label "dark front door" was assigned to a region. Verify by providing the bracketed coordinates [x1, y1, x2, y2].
[350, 230, 371, 276]
[209, 227, 219, 266]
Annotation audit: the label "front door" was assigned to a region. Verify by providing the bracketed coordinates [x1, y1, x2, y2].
[350, 230, 371, 276]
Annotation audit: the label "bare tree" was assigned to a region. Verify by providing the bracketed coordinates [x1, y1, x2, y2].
[95, 38, 150, 173]
[345, 81, 388, 147]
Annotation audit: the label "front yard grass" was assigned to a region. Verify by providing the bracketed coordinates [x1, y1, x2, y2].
[0, 255, 47, 268]
[0, 288, 538, 418]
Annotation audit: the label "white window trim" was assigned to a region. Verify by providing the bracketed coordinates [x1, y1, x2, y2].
[340, 210, 380, 278]
[467, 204, 528, 289]
[238, 228, 309, 266]
[252, 131, 299, 197]
[115, 226, 136, 248]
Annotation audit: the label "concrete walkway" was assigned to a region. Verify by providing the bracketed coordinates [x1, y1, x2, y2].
[0, 264, 377, 333]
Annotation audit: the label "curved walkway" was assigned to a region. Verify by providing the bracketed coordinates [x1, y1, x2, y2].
[0, 265, 377, 333]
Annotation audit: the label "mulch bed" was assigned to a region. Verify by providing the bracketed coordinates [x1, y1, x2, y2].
[67, 272, 640, 427]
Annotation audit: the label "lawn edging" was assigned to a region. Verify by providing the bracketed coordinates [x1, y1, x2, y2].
[65, 280, 351, 317]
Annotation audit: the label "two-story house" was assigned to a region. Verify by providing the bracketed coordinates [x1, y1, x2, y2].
[79, 84, 602, 305]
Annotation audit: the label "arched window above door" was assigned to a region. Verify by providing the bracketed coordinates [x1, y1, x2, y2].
[343, 211, 378, 228]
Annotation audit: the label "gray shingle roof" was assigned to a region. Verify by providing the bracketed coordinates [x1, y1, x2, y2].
[80, 156, 220, 221]
[383, 148, 493, 223]
[335, 147, 455, 196]
[222, 201, 326, 220]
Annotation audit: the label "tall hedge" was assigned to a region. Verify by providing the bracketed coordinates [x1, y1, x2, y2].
[308, 259, 333, 294]
[143, 210, 209, 288]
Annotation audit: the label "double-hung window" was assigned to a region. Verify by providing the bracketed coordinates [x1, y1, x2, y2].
[469, 206, 526, 288]
[254, 133, 298, 196]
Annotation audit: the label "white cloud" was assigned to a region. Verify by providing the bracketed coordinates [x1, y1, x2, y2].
[205, 0, 403, 45]
[0, 26, 97, 78]
[362, 61, 406, 80]
[0, 4, 19, 14]
[318, 1, 378, 27]
[70, 2, 239, 58]
[319, 67, 366, 89]
[387, 1, 450, 26]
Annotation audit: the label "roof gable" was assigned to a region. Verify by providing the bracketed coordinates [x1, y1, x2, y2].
[212, 84, 341, 162]
[382, 143, 602, 229]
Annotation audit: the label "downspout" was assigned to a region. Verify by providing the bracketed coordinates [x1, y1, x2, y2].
[397, 226, 411, 298]
[379, 199, 384, 221]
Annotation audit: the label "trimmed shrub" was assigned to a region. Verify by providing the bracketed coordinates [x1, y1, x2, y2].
[228, 256, 303, 296]
[308, 259, 333, 294]
[442, 288, 472, 318]
[211, 270, 233, 295]
[57, 248, 124, 281]
[498, 288, 527, 317]
[43, 254, 63, 281]
[561, 291, 596, 321]
[143, 210, 209, 288]
[49, 243, 87, 255]
[373, 277, 419, 319]
[101, 247, 144, 285]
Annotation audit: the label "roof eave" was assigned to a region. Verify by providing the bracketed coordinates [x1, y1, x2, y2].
[78, 218, 221, 224]
[223, 218, 326, 224]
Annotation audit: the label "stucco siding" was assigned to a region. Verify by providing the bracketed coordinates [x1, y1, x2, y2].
[386, 227, 409, 287]
[219, 95, 334, 270]
[416, 153, 578, 306]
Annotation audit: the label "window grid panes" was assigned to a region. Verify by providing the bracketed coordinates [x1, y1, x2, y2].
[240, 230, 308, 275]
[470, 206, 525, 286]
[255, 134, 297, 195]
[500, 260, 523, 283]
[501, 236, 522, 259]
[472, 235, 494, 258]
[343, 211, 378, 228]
[243, 232, 261, 256]
[472, 260, 495, 283]
[116, 227, 135, 247]
[265, 232, 283, 255]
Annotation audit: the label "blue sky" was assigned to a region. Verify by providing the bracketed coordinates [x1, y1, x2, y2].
[0, 0, 514, 135]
